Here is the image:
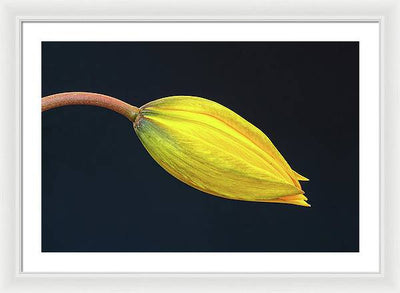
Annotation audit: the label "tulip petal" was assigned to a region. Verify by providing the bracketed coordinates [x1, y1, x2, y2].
[135, 96, 309, 206]
[262, 195, 311, 207]
[293, 170, 309, 181]
[142, 96, 307, 185]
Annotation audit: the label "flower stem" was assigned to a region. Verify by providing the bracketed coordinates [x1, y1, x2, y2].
[42, 92, 139, 122]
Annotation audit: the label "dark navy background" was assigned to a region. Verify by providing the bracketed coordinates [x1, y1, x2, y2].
[42, 42, 359, 252]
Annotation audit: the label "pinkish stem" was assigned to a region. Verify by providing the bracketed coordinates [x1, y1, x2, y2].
[42, 92, 139, 122]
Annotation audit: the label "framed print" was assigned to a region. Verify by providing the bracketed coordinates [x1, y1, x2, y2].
[1, 0, 399, 292]
[22, 22, 378, 274]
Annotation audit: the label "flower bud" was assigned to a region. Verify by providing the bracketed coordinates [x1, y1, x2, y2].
[134, 96, 309, 207]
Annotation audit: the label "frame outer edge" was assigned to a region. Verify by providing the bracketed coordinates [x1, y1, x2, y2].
[1, 0, 399, 292]
[382, 1, 400, 290]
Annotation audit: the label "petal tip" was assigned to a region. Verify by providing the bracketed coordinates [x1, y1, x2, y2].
[292, 170, 309, 181]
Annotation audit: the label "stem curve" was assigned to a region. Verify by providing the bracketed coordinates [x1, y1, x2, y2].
[42, 92, 139, 122]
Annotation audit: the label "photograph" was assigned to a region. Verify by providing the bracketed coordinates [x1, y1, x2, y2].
[41, 41, 359, 252]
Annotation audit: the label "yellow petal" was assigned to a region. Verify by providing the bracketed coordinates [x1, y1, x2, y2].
[134, 96, 309, 206]
[292, 170, 309, 181]
[261, 195, 311, 207]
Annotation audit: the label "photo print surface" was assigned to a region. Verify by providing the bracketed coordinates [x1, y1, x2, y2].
[42, 42, 359, 252]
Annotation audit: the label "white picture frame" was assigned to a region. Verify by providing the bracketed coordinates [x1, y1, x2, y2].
[1, 0, 398, 292]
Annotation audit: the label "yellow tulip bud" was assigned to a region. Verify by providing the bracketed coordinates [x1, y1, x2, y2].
[134, 96, 309, 207]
